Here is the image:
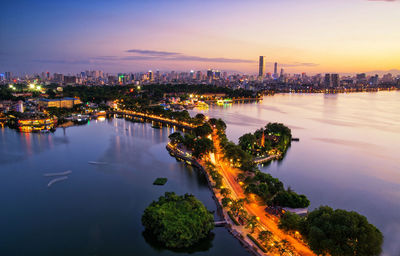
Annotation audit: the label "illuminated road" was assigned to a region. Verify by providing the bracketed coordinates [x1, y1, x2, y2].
[211, 131, 316, 256]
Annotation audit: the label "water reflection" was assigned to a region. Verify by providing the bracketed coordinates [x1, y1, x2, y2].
[192, 91, 400, 256]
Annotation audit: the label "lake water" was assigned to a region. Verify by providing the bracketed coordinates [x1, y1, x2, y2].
[192, 91, 400, 256]
[0, 119, 249, 256]
[1, 91, 399, 256]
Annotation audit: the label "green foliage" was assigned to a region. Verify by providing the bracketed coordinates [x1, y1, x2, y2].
[272, 190, 310, 208]
[221, 197, 232, 208]
[220, 188, 231, 197]
[258, 230, 273, 245]
[142, 192, 214, 249]
[227, 211, 240, 226]
[278, 211, 303, 231]
[247, 234, 267, 253]
[192, 137, 214, 158]
[193, 123, 213, 137]
[153, 178, 168, 185]
[208, 118, 226, 132]
[303, 206, 383, 256]
[244, 172, 285, 204]
[168, 132, 183, 145]
[246, 215, 258, 233]
[239, 122, 292, 158]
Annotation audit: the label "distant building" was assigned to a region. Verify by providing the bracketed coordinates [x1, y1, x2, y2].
[16, 100, 24, 113]
[5, 72, 12, 81]
[331, 74, 340, 87]
[53, 73, 64, 83]
[273, 62, 278, 79]
[207, 69, 213, 79]
[382, 73, 393, 83]
[259, 56, 265, 78]
[324, 74, 331, 87]
[38, 97, 82, 109]
[64, 76, 77, 85]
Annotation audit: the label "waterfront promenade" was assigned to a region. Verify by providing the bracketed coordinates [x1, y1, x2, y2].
[113, 110, 197, 130]
[166, 130, 316, 256]
[210, 130, 316, 256]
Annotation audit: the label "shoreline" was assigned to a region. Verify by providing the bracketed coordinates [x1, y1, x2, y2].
[166, 143, 265, 256]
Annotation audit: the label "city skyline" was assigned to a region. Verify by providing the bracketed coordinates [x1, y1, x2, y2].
[1, 0, 400, 75]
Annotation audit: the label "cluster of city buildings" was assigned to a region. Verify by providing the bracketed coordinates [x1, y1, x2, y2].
[1, 57, 399, 90]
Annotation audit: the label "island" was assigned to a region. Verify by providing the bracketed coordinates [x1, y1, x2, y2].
[141, 192, 214, 248]
[166, 117, 383, 256]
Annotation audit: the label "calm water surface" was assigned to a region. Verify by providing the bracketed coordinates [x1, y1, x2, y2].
[193, 91, 400, 256]
[0, 119, 248, 256]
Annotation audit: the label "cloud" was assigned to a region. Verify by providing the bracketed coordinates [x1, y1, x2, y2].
[279, 62, 319, 67]
[33, 59, 93, 65]
[32, 50, 318, 69]
[124, 49, 256, 63]
[125, 49, 181, 56]
[368, 0, 398, 2]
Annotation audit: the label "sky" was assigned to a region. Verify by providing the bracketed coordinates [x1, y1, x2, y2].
[1, 0, 400, 75]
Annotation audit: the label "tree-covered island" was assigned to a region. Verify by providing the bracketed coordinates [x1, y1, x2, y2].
[142, 192, 214, 248]
[167, 117, 383, 256]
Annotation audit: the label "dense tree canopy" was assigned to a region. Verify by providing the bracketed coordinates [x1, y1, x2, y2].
[272, 190, 310, 208]
[142, 192, 214, 248]
[304, 206, 383, 256]
[278, 206, 383, 256]
[238, 122, 292, 158]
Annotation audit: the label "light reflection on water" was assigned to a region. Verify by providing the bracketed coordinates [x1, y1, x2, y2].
[193, 91, 400, 256]
[0, 119, 248, 256]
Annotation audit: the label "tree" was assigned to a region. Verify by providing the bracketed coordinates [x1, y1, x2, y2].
[194, 113, 206, 124]
[303, 206, 383, 256]
[230, 199, 244, 216]
[142, 192, 214, 248]
[221, 197, 232, 208]
[168, 132, 183, 145]
[193, 123, 213, 137]
[192, 137, 214, 158]
[209, 118, 226, 131]
[272, 190, 310, 208]
[239, 133, 257, 152]
[246, 215, 258, 233]
[220, 188, 231, 197]
[278, 211, 303, 231]
[258, 230, 273, 245]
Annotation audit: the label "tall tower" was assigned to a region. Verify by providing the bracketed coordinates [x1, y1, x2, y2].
[259, 56, 265, 78]
[274, 62, 278, 76]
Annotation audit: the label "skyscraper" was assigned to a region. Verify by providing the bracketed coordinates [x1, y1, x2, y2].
[331, 74, 340, 87]
[259, 56, 265, 78]
[324, 74, 331, 87]
[274, 63, 278, 79]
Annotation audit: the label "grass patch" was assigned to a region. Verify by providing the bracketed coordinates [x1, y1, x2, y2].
[227, 211, 240, 226]
[247, 234, 267, 253]
[153, 178, 168, 185]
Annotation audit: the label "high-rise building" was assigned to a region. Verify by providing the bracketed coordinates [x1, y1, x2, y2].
[331, 74, 340, 87]
[5, 72, 12, 81]
[196, 71, 202, 80]
[258, 56, 265, 78]
[324, 74, 331, 87]
[215, 70, 221, 79]
[207, 69, 213, 79]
